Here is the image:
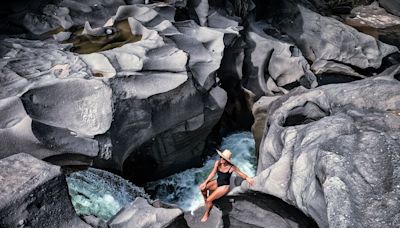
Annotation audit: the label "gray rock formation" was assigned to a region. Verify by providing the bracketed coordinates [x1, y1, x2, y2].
[0, 153, 89, 228]
[235, 75, 400, 227]
[380, 0, 400, 17]
[184, 205, 223, 228]
[182, 191, 318, 228]
[108, 197, 188, 228]
[251, 95, 281, 158]
[217, 192, 318, 227]
[344, 2, 400, 49]
[0, 2, 234, 182]
[243, 20, 317, 97]
[0, 96, 61, 160]
[265, 0, 398, 77]
[0, 38, 90, 99]
[0, 38, 113, 163]
[21, 78, 113, 136]
[23, 0, 126, 35]
[2, 0, 400, 227]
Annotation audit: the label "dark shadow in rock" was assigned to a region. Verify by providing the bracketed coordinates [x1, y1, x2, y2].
[282, 80, 301, 90]
[394, 73, 400, 81]
[242, 25, 264, 99]
[379, 52, 400, 72]
[208, 35, 254, 151]
[218, 79, 255, 135]
[43, 153, 93, 167]
[123, 151, 159, 185]
[317, 73, 362, 86]
[174, 5, 191, 22]
[215, 191, 318, 228]
[0, 0, 57, 34]
[283, 101, 330, 127]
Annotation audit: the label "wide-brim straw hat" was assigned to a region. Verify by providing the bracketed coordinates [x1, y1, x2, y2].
[216, 149, 234, 165]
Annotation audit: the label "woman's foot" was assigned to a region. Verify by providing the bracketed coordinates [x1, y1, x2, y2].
[200, 212, 209, 222]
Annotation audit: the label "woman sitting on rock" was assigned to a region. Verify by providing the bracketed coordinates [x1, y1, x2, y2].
[198, 149, 255, 222]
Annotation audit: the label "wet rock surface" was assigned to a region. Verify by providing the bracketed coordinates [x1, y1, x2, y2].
[0, 153, 89, 228]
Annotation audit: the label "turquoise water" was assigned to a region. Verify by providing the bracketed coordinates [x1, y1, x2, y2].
[66, 168, 149, 221]
[145, 131, 256, 212]
[66, 131, 256, 220]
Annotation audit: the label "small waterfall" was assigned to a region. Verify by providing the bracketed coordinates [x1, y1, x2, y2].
[66, 168, 149, 222]
[145, 131, 256, 212]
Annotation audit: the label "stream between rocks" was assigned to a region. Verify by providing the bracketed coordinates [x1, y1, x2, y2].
[66, 131, 256, 221]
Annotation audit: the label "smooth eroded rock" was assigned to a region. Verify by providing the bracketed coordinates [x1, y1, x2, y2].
[21, 78, 113, 136]
[108, 197, 188, 228]
[236, 76, 400, 228]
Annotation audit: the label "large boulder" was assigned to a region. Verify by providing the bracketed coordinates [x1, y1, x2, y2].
[0, 153, 89, 228]
[0, 96, 65, 160]
[107, 197, 188, 228]
[0, 38, 90, 99]
[379, 0, 400, 17]
[234, 75, 400, 227]
[21, 78, 113, 136]
[182, 192, 318, 228]
[264, 0, 398, 77]
[344, 2, 400, 49]
[217, 192, 318, 227]
[0, 38, 113, 161]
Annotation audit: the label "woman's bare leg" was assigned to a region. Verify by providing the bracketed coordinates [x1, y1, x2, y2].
[201, 180, 218, 203]
[201, 186, 229, 222]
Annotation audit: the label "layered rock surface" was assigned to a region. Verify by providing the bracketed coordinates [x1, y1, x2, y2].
[0, 2, 236, 182]
[218, 192, 318, 228]
[243, 20, 317, 97]
[262, 0, 398, 78]
[236, 75, 400, 227]
[1, 0, 400, 227]
[344, 2, 400, 49]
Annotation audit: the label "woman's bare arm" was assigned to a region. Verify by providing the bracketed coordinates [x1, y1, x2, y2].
[232, 166, 255, 186]
[203, 160, 219, 184]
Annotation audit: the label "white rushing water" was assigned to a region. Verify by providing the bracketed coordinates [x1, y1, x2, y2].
[145, 131, 256, 212]
[66, 168, 149, 221]
[66, 131, 256, 220]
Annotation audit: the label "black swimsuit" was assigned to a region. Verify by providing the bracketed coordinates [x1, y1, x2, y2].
[217, 165, 233, 187]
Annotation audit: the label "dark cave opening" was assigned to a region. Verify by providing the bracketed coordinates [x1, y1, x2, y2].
[284, 113, 318, 127]
[283, 101, 330, 127]
[122, 152, 159, 186]
[395, 73, 400, 81]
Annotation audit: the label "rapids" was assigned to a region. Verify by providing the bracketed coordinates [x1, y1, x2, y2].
[145, 131, 256, 212]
